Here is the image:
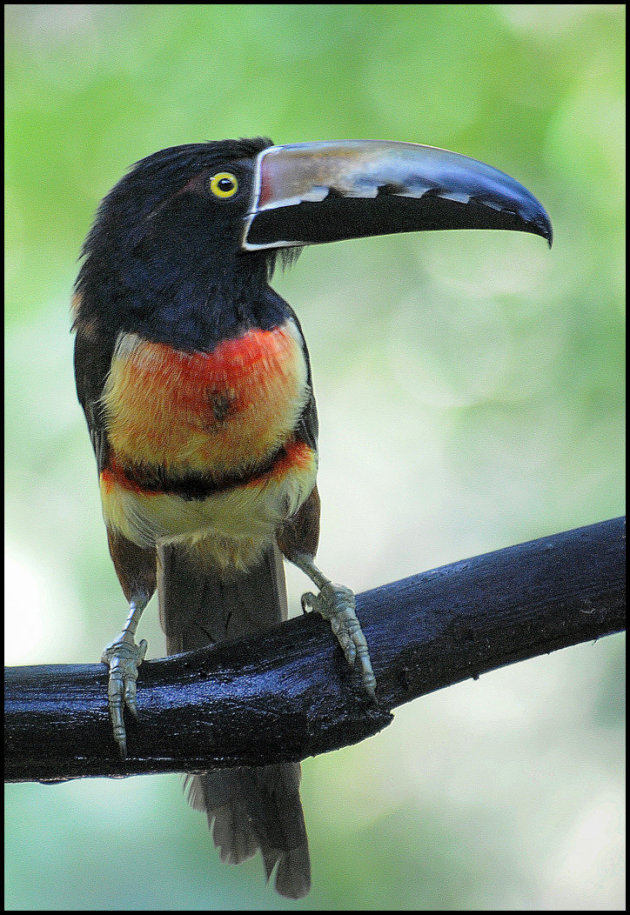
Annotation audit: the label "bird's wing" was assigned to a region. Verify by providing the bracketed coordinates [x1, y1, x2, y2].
[73, 322, 115, 474]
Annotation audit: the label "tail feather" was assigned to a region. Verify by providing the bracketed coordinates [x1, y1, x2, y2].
[185, 764, 310, 898]
[185, 771, 259, 864]
[158, 539, 311, 898]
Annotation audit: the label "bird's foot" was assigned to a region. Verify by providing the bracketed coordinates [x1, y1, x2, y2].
[301, 582, 376, 697]
[101, 633, 148, 758]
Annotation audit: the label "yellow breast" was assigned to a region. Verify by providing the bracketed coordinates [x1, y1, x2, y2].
[101, 319, 310, 478]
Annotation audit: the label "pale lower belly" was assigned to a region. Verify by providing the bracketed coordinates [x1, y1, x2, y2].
[100, 447, 317, 570]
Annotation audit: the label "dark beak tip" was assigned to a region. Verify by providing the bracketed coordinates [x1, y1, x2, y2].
[538, 214, 553, 248]
[514, 200, 552, 248]
[546, 222, 554, 248]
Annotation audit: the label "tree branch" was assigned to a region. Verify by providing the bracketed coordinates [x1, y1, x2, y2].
[5, 517, 625, 783]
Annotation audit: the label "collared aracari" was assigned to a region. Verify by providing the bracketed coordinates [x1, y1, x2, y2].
[72, 137, 551, 898]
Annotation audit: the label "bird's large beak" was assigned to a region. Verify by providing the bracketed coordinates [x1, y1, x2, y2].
[242, 139, 552, 251]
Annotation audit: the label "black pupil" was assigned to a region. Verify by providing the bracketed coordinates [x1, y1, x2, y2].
[218, 177, 234, 192]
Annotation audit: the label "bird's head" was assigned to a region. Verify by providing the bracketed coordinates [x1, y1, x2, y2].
[77, 138, 274, 287]
[75, 136, 551, 341]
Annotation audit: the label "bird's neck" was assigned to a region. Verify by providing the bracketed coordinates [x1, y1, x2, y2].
[84, 244, 290, 352]
[153, 282, 291, 353]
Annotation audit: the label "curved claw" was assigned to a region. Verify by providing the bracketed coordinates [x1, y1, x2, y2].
[301, 591, 317, 615]
[101, 637, 148, 758]
[302, 582, 376, 698]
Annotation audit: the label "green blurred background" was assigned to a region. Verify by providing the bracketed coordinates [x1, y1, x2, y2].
[5, 4, 624, 909]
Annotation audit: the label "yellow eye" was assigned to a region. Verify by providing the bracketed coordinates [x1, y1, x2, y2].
[209, 172, 238, 198]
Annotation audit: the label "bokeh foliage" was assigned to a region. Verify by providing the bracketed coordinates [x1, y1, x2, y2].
[5, 5, 624, 910]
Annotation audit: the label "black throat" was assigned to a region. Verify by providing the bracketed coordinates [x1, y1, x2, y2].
[76, 202, 290, 352]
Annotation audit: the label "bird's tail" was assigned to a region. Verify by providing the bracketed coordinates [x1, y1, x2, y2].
[184, 762, 310, 899]
[158, 539, 311, 899]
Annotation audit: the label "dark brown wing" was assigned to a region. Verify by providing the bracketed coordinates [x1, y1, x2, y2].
[73, 322, 117, 473]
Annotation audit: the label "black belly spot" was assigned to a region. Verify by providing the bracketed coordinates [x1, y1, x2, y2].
[207, 391, 235, 425]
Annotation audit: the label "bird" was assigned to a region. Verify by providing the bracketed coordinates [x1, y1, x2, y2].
[72, 137, 551, 898]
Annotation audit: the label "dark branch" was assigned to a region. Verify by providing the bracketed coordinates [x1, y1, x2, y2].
[5, 517, 625, 783]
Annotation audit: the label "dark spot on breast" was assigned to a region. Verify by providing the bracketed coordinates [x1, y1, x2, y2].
[207, 391, 235, 424]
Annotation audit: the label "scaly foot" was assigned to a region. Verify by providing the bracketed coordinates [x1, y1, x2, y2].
[101, 633, 148, 758]
[302, 581, 376, 697]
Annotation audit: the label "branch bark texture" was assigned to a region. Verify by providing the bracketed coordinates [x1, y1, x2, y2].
[5, 517, 625, 783]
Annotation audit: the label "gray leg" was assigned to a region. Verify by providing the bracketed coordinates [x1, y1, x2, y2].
[101, 595, 149, 758]
[292, 553, 376, 697]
